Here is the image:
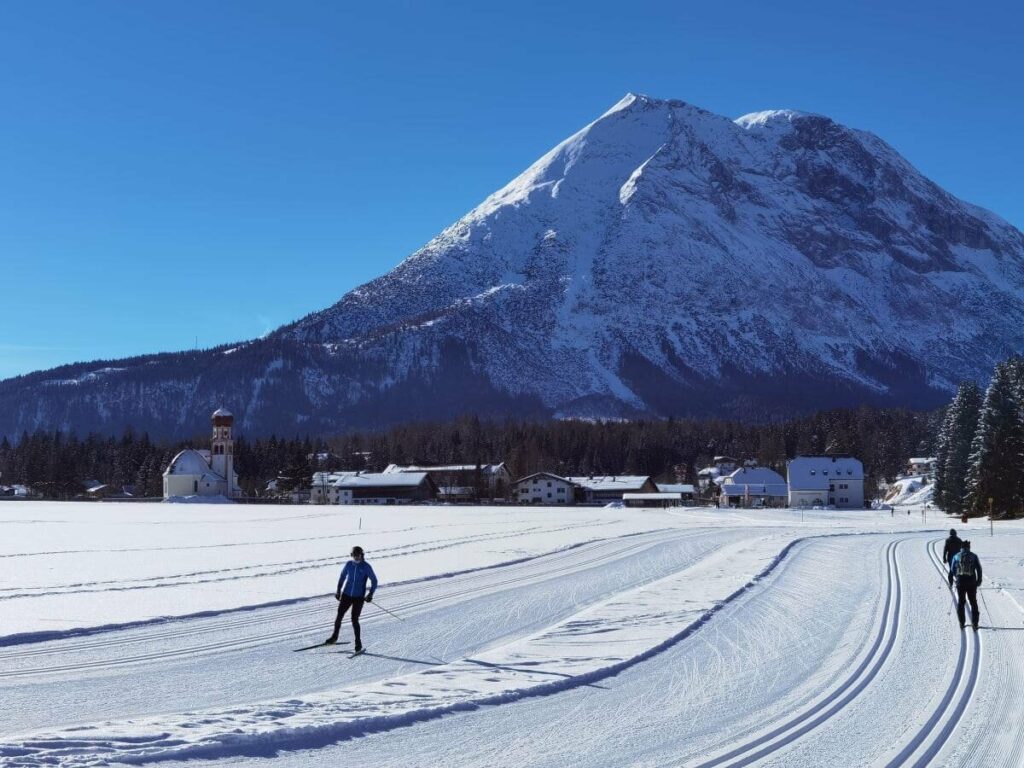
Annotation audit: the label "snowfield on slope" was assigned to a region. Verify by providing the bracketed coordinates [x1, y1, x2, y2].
[0, 502, 1022, 767]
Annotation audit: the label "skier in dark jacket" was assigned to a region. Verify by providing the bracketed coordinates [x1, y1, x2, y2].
[326, 546, 378, 651]
[949, 541, 983, 630]
[942, 529, 963, 587]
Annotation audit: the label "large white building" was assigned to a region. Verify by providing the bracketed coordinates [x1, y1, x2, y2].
[163, 408, 241, 500]
[513, 472, 578, 504]
[787, 456, 864, 509]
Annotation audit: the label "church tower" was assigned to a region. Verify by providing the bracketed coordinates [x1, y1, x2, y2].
[210, 407, 238, 496]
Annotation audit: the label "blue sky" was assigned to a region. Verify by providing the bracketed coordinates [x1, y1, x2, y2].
[1, 0, 1021, 379]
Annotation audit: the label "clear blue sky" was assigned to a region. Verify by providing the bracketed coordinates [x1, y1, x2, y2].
[1, 0, 1021, 379]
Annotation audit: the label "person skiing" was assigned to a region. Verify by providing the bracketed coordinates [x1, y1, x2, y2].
[326, 546, 378, 652]
[942, 528, 963, 587]
[949, 540, 983, 630]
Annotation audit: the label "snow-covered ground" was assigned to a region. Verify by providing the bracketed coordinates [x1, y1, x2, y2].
[0, 502, 1021, 766]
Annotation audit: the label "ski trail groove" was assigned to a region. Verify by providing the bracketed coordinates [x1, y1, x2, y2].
[0, 530, 709, 679]
[688, 538, 904, 768]
[881, 539, 981, 768]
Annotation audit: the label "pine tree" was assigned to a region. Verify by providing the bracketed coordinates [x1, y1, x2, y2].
[964, 358, 1024, 517]
[934, 382, 982, 515]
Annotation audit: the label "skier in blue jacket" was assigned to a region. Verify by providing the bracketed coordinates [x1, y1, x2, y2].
[326, 546, 378, 651]
[949, 541, 983, 631]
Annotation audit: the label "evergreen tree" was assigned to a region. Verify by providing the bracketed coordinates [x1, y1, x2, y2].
[964, 358, 1024, 517]
[934, 382, 982, 515]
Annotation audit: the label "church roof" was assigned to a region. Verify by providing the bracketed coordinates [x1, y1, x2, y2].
[164, 449, 222, 479]
[212, 407, 233, 418]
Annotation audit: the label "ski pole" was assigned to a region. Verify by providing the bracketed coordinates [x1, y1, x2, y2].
[370, 600, 405, 622]
[979, 585, 990, 623]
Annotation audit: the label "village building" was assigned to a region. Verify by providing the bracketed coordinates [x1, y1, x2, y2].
[162, 408, 242, 500]
[512, 472, 577, 504]
[655, 482, 696, 504]
[383, 463, 511, 501]
[563, 475, 657, 503]
[718, 466, 788, 508]
[787, 456, 864, 509]
[623, 492, 684, 508]
[696, 456, 741, 490]
[311, 471, 437, 505]
[905, 457, 937, 479]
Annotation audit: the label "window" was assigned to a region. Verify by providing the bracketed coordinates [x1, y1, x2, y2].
[547, 482, 552, 488]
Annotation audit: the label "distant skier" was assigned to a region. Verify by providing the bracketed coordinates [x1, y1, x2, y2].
[949, 540, 983, 630]
[942, 528, 963, 587]
[326, 546, 378, 652]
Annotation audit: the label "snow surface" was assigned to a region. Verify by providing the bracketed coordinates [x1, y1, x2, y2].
[0, 501, 1022, 766]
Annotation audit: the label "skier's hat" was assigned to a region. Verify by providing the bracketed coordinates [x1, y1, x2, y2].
[351, 545, 364, 557]
[950, 528, 957, 536]
[962, 540, 971, 549]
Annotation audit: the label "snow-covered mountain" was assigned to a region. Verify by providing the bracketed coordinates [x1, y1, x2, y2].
[4, 93, 1024, 438]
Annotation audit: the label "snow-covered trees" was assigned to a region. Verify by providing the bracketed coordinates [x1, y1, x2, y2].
[933, 382, 982, 516]
[962, 357, 1024, 517]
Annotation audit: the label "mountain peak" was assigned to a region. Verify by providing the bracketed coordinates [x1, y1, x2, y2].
[3, 95, 1023, 438]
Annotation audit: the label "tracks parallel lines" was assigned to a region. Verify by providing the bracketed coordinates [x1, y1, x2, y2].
[0, 530, 716, 680]
[690, 539, 904, 768]
[881, 539, 981, 768]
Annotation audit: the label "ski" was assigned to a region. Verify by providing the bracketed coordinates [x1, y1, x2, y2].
[348, 648, 366, 658]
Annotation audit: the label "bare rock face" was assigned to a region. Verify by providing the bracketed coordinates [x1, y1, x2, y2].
[3, 94, 1024, 438]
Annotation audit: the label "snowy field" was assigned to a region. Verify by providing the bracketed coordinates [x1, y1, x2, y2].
[1, 502, 1022, 767]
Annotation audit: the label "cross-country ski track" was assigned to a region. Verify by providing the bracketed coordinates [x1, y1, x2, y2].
[1, 503, 1022, 767]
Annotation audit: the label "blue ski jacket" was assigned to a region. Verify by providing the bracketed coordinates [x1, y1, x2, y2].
[950, 550, 982, 585]
[337, 559, 378, 598]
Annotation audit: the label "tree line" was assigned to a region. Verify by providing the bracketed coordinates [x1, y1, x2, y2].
[0, 405, 938, 500]
[934, 355, 1024, 518]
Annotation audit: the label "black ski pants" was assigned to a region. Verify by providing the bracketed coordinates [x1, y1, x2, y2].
[956, 578, 979, 627]
[331, 594, 365, 645]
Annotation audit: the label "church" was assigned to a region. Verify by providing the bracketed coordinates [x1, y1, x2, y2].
[162, 408, 242, 500]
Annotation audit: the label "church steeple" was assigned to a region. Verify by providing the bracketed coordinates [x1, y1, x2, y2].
[210, 407, 238, 496]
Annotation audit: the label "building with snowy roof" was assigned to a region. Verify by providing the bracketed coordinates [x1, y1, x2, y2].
[311, 471, 437, 505]
[383, 463, 512, 501]
[563, 475, 657, 502]
[718, 467, 788, 508]
[162, 408, 241, 500]
[787, 456, 864, 509]
[512, 472, 577, 504]
[905, 457, 937, 479]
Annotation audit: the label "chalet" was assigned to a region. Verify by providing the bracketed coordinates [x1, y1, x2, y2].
[905, 457, 937, 479]
[787, 456, 864, 509]
[718, 466, 788, 508]
[655, 483, 696, 504]
[512, 472, 577, 504]
[383, 463, 512, 501]
[564, 475, 657, 502]
[311, 471, 437, 505]
[696, 456, 740, 490]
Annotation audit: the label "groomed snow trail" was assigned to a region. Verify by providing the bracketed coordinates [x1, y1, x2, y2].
[1, 503, 1022, 767]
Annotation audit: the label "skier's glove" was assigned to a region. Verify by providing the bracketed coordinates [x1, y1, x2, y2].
[366, 592, 374, 603]
[335, 592, 341, 601]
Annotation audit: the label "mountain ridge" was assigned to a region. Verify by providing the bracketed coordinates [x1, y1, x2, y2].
[3, 93, 1023, 438]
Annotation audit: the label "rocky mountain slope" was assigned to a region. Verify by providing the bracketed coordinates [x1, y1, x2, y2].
[3, 94, 1023, 439]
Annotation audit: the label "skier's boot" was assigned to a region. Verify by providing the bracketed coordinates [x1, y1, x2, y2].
[354, 643, 364, 654]
[325, 636, 338, 645]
